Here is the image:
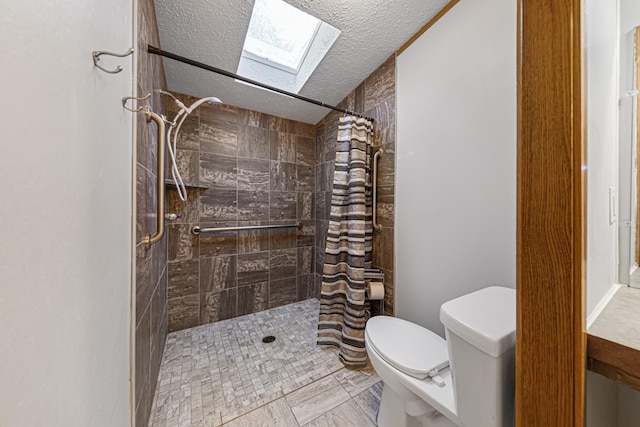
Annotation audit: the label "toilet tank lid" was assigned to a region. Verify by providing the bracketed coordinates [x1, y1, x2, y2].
[440, 286, 516, 357]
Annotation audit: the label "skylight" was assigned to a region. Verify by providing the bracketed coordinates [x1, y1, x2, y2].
[243, 0, 320, 73]
[238, 0, 341, 94]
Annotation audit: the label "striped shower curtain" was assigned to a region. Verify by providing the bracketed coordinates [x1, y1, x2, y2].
[317, 116, 374, 366]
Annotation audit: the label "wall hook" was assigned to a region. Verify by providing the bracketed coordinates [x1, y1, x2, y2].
[122, 93, 151, 112]
[93, 48, 134, 74]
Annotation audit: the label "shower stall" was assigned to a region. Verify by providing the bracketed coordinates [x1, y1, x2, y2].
[134, 1, 396, 426]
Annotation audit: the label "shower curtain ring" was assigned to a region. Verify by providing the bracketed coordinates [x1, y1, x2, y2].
[122, 93, 152, 112]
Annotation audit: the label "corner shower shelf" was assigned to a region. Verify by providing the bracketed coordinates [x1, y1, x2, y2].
[164, 179, 210, 190]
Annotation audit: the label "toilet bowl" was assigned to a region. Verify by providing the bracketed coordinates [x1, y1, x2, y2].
[365, 317, 458, 427]
[364, 286, 516, 427]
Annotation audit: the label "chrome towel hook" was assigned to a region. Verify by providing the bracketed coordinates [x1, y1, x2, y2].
[122, 93, 151, 112]
[93, 48, 134, 74]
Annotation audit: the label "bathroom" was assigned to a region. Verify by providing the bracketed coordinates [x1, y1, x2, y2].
[3, 0, 640, 426]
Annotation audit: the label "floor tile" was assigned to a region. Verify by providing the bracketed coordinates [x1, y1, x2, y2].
[286, 376, 351, 426]
[148, 299, 345, 426]
[302, 399, 376, 427]
[333, 365, 381, 397]
[352, 381, 383, 425]
[223, 398, 299, 427]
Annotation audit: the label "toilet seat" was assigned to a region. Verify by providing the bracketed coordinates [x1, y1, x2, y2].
[365, 325, 459, 425]
[365, 316, 449, 379]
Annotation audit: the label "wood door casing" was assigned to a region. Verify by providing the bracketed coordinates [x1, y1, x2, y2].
[516, 0, 586, 425]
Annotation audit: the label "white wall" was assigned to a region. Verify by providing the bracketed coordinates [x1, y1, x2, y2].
[617, 2, 640, 424]
[585, 0, 621, 316]
[618, 383, 640, 426]
[621, 0, 640, 35]
[619, 0, 640, 285]
[395, 0, 516, 336]
[0, 1, 133, 426]
[586, 371, 619, 426]
[585, 0, 640, 425]
[585, 371, 640, 427]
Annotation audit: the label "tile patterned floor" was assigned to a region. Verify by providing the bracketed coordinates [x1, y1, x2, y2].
[148, 299, 382, 426]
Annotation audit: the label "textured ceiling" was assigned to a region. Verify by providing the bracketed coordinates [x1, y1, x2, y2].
[154, 0, 449, 124]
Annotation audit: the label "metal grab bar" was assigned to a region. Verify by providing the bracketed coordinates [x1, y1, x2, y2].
[192, 222, 301, 235]
[372, 149, 384, 233]
[142, 108, 167, 247]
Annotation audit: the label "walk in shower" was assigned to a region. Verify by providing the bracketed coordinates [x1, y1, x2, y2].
[135, 1, 397, 426]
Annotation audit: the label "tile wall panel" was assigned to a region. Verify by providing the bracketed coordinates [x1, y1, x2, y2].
[166, 94, 317, 332]
[314, 55, 396, 316]
[135, 0, 169, 425]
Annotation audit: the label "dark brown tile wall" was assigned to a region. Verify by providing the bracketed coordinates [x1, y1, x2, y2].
[135, 1, 168, 426]
[166, 93, 317, 332]
[314, 55, 396, 316]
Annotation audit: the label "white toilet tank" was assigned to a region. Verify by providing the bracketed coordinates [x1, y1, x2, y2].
[440, 286, 516, 427]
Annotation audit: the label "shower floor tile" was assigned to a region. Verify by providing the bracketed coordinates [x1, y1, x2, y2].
[148, 299, 379, 427]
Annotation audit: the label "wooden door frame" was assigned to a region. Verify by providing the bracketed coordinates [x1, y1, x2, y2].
[517, 0, 586, 425]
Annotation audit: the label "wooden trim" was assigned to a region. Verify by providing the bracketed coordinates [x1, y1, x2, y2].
[587, 357, 640, 392]
[396, 0, 459, 55]
[517, 0, 585, 425]
[588, 335, 640, 392]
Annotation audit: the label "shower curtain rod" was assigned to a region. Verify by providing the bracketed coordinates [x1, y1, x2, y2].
[147, 45, 374, 122]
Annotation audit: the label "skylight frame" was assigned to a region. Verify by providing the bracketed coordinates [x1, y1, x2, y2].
[241, 0, 323, 75]
[236, 0, 342, 95]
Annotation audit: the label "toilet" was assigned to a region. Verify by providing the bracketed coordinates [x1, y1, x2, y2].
[365, 286, 516, 427]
